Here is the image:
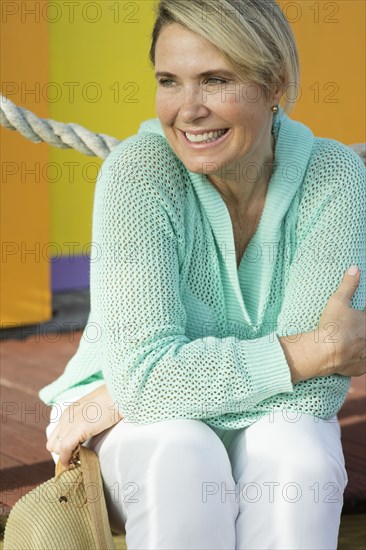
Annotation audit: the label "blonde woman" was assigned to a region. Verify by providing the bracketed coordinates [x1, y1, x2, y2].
[41, 1, 365, 548]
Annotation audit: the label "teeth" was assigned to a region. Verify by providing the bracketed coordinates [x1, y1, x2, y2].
[185, 129, 227, 143]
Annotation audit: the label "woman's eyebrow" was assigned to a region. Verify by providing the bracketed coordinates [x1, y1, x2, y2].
[154, 69, 235, 79]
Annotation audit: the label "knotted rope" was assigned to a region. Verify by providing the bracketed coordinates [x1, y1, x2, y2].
[1, 93, 365, 164]
[0, 94, 121, 159]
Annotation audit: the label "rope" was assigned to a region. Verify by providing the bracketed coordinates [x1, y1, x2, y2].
[0, 94, 121, 159]
[349, 142, 366, 164]
[1, 93, 365, 165]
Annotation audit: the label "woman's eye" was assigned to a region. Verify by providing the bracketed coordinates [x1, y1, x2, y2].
[206, 77, 227, 85]
[158, 78, 175, 87]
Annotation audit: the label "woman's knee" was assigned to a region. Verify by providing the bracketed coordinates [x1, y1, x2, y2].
[235, 412, 348, 492]
[94, 418, 234, 484]
[274, 415, 345, 483]
[131, 419, 233, 478]
[94, 418, 238, 535]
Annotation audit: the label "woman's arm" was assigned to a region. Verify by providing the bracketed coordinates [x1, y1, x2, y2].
[275, 140, 365, 387]
[47, 266, 365, 468]
[47, 266, 365, 466]
[279, 266, 365, 383]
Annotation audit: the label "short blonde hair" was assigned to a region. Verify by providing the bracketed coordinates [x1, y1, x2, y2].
[149, 0, 300, 115]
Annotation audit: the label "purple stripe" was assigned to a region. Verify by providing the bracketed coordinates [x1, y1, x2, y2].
[51, 255, 90, 291]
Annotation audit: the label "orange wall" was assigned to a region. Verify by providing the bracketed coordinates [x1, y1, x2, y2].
[277, 0, 365, 142]
[1, 5, 51, 327]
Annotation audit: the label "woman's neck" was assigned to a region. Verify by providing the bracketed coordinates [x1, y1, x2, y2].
[207, 133, 275, 215]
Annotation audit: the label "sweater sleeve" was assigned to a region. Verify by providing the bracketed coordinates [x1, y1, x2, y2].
[277, 139, 365, 346]
[90, 134, 294, 424]
[238, 140, 365, 422]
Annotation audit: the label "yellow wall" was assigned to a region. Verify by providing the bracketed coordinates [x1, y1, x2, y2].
[49, 0, 156, 251]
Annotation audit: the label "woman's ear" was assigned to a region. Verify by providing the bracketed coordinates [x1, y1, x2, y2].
[272, 74, 286, 104]
[265, 74, 285, 106]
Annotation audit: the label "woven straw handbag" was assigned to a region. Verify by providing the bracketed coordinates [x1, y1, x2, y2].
[3, 444, 116, 549]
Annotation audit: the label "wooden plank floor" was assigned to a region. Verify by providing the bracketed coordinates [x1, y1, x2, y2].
[1, 331, 365, 545]
[1, 516, 366, 550]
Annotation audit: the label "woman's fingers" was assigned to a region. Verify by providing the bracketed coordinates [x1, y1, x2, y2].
[331, 265, 360, 304]
[49, 433, 79, 468]
[46, 418, 79, 467]
[57, 442, 76, 469]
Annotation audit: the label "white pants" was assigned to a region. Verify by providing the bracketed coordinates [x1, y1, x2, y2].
[46, 399, 348, 550]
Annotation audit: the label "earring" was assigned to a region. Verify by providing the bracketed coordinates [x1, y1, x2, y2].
[272, 105, 279, 113]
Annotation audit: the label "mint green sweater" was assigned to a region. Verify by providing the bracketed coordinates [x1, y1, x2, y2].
[39, 107, 365, 429]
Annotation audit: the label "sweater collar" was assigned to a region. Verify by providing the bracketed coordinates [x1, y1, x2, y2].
[138, 108, 314, 327]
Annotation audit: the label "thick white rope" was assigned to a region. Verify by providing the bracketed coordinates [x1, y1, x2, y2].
[0, 94, 121, 159]
[1, 93, 365, 164]
[349, 142, 366, 164]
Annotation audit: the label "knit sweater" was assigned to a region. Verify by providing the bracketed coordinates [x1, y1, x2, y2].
[39, 107, 366, 429]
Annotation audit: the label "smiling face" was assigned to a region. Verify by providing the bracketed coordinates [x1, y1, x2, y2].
[154, 23, 282, 190]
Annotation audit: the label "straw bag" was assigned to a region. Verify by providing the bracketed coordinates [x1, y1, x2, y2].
[3, 444, 116, 550]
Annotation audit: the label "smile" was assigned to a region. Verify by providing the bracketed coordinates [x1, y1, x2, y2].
[185, 128, 228, 143]
[179, 128, 230, 147]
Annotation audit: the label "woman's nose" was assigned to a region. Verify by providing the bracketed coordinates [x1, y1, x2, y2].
[179, 85, 210, 122]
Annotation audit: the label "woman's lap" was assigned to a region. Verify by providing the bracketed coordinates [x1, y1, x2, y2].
[88, 417, 237, 546]
[46, 399, 347, 550]
[217, 412, 347, 549]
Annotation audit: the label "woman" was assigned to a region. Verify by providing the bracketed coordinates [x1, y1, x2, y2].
[40, 1, 365, 548]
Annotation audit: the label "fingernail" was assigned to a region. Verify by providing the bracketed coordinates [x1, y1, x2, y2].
[347, 265, 358, 276]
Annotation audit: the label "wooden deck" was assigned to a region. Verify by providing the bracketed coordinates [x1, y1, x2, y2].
[1, 331, 365, 546]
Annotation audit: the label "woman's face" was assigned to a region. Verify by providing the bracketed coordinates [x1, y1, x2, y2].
[154, 23, 280, 180]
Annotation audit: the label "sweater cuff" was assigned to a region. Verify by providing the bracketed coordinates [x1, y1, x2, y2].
[245, 332, 294, 399]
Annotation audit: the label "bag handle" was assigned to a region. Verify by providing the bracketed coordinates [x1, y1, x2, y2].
[79, 445, 116, 548]
[54, 444, 116, 549]
[55, 444, 80, 477]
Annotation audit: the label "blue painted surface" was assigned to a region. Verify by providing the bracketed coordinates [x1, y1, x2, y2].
[51, 254, 90, 291]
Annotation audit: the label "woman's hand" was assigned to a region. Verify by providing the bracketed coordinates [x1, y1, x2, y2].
[46, 384, 122, 468]
[317, 266, 365, 378]
[280, 266, 365, 383]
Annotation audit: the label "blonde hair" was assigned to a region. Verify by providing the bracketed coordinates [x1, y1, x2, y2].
[149, 0, 300, 115]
